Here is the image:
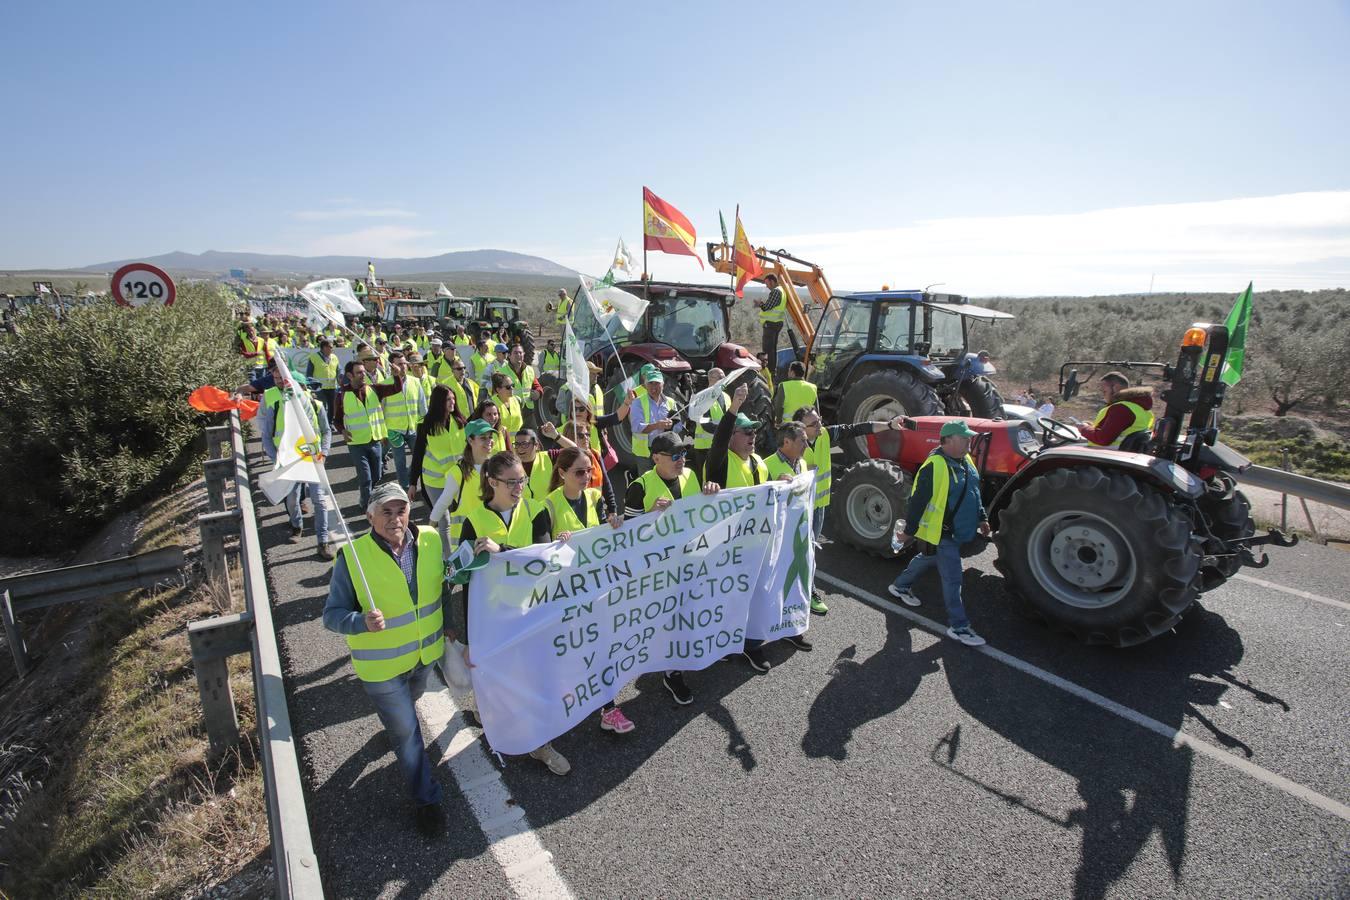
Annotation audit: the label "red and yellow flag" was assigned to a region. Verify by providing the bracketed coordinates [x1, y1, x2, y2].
[733, 210, 764, 297]
[642, 187, 703, 268]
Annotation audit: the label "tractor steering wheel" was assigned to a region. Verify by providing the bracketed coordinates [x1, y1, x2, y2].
[1039, 416, 1081, 447]
[876, 334, 894, 351]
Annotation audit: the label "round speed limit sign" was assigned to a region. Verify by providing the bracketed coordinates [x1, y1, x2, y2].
[111, 262, 176, 308]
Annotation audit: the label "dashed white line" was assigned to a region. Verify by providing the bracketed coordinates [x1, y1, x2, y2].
[417, 674, 574, 899]
[815, 571, 1350, 824]
[1233, 573, 1350, 612]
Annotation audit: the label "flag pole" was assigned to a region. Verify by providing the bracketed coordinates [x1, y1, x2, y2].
[730, 204, 740, 296]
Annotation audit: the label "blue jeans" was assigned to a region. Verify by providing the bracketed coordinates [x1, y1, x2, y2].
[349, 441, 383, 509]
[891, 537, 971, 630]
[812, 506, 825, 541]
[360, 662, 443, 806]
[390, 431, 413, 490]
[285, 482, 330, 544]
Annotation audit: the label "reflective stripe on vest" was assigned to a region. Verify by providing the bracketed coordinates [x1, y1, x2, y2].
[636, 467, 700, 510]
[780, 380, 818, 422]
[506, 365, 534, 404]
[343, 388, 387, 445]
[466, 497, 539, 549]
[525, 454, 553, 503]
[422, 426, 465, 490]
[911, 452, 977, 545]
[807, 430, 832, 509]
[759, 287, 787, 324]
[764, 451, 804, 481]
[693, 393, 730, 451]
[1091, 401, 1155, 448]
[339, 527, 445, 682]
[545, 487, 601, 533]
[383, 377, 423, 432]
[726, 452, 768, 488]
[308, 352, 340, 390]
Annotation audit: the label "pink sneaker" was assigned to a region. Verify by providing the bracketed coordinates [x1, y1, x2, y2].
[599, 706, 636, 734]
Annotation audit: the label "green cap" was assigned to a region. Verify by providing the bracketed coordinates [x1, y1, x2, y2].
[733, 413, 761, 431]
[940, 419, 978, 438]
[465, 418, 495, 437]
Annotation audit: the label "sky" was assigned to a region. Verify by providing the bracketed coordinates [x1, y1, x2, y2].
[3, 0, 1349, 295]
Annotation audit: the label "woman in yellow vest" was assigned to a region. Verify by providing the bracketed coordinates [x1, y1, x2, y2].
[429, 418, 498, 549]
[489, 372, 524, 436]
[457, 452, 572, 775]
[541, 447, 636, 734]
[469, 397, 508, 454]
[409, 385, 467, 545]
[511, 429, 555, 503]
[322, 481, 448, 835]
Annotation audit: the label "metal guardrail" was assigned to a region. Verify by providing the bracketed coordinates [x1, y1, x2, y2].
[192, 412, 324, 898]
[1237, 465, 1350, 512]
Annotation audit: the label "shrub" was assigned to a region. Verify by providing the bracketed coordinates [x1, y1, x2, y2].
[0, 284, 242, 551]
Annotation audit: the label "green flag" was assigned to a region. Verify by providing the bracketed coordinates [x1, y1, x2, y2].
[1220, 282, 1253, 386]
[719, 210, 729, 245]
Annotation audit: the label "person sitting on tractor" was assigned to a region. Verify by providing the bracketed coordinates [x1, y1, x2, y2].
[1077, 372, 1155, 450]
[772, 360, 818, 427]
[889, 420, 991, 647]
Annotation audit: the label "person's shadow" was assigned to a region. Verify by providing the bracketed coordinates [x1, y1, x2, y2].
[801, 613, 941, 761]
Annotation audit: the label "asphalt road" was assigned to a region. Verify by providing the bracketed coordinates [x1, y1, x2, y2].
[257, 433, 1349, 899]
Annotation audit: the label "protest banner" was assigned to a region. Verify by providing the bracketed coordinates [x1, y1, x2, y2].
[467, 472, 815, 755]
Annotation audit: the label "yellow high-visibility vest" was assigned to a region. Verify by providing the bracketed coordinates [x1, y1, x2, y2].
[545, 487, 601, 532]
[339, 527, 445, 682]
[636, 467, 700, 510]
[343, 387, 387, 445]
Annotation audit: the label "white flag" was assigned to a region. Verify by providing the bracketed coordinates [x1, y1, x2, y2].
[435, 283, 455, 298]
[299, 291, 345, 334]
[579, 276, 648, 332]
[613, 237, 635, 275]
[300, 278, 364, 315]
[258, 384, 325, 504]
[562, 323, 589, 413]
[684, 366, 753, 425]
[36, 283, 51, 294]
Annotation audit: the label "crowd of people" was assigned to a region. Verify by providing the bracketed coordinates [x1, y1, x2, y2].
[234, 309, 1014, 838]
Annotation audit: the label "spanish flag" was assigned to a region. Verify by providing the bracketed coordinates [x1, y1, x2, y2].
[732, 208, 764, 297]
[643, 187, 704, 268]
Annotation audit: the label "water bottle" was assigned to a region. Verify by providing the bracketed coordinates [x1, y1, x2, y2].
[891, 519, 907, 554]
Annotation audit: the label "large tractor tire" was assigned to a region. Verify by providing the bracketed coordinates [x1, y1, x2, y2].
[993, 466, 1203, 647]
[517, 326, 536, 364]
[741, 374, 775, 455]
[837, 369, 941, 464]
[830, 459, 912, 558]
[533, 372, 565, 432]
[1197, 474, 1256, 588]
[957, 375, 1005, 420]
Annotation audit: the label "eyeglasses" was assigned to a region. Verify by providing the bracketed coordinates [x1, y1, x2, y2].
[656, 450, 688, 462]
[512, 438, 535, 447]
[492, 476, 527, 488]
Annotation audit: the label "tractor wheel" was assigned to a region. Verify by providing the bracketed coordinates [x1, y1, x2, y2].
[993, 466, 1203, 647]
[958, 376, 1005, 420]
[837, 370, 941, 464]
[518, 327, 536, 364]
[1197, 474, 1255, 587]
[830, 459, 911, 558]
[533, 373, 565, 432]
[741, 374, 775, 455]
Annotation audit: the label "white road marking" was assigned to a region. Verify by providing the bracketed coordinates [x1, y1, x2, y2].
[1233, 573, 1350, 612]
[417, 674, 574, 899]
[816, 572, 1350, 824]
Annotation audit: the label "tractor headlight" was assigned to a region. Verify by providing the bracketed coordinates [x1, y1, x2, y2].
[1016, 424, 1039, 455]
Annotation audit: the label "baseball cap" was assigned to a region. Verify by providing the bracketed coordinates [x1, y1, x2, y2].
[464, 418, 495, 437]
[430, 337, 443, 346]
[368, 481, 409, 508]
[375, 336, 387, 344]
[733, 413, 761, 431]
[495, 343, 509, 353]
[645, 369, 664, 384]
[650, 432, 690, 455]
[406, 350, 423, 363]
[940, 419, 978, 438]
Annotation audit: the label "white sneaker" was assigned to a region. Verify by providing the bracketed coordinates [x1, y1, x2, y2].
[529, 742, 571, 776]
[887, 584, 922, 607]
[946, 626, 987, 647]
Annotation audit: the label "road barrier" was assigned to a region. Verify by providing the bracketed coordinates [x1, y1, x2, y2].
[190, 412, 324, 898]
[1237, 464, 1350, 512]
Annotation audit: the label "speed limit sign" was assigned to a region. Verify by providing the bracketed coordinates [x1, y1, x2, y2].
[111, 262, 176, 308]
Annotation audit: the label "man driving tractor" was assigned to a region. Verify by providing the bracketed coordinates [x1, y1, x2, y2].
[1077, 372, 1155, 449]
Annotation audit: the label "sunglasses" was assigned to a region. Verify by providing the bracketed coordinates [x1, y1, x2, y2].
[656, 450, 688, 462]
[451, 365, 465, 371]
[569, 467, 593, 477]
[492, 476, 527, 488]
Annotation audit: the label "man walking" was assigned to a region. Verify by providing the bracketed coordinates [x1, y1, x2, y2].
[334, 354, 404, 509]
[259, 359, 335, 558]
[889, 420, 990, 647]
[323, 482, 448, 836]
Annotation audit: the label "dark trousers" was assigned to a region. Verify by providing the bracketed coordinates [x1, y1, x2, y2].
[316, 389, 336, 425]
[761, 321, 783, 372]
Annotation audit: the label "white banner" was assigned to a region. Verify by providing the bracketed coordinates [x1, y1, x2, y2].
[300, 278, 365, 315]
[467, 473, 815, 755]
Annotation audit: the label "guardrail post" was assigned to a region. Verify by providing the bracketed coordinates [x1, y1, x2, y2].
[205, 425, 231, 461]
[188, 612, 254, 759]
[203, 457, 235, 513]
[2, 589, 31, 679]
[199, 509, 241, 607]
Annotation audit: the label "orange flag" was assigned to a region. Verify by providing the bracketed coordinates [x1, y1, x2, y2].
[643, 187, 704, 268]
[733, 209, 764, 297]
[189, 386, 260, 420]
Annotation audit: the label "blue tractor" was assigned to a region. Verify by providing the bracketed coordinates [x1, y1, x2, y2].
[794, 290, 1014, 462]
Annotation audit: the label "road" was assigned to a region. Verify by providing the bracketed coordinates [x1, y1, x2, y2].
[256, 434, 1349, 899]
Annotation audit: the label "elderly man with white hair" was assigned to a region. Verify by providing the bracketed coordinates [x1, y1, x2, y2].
[322, 482, 449, 837]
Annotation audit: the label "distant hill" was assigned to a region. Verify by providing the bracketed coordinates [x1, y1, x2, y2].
[75, 249, 576, 279]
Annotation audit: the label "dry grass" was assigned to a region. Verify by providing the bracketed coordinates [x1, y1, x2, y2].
[0, 469, 270, 899]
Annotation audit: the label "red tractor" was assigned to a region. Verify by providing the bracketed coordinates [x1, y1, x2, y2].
[830, 322, 1297, 647]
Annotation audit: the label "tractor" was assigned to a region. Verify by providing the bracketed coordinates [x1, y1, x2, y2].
[829, 321, 1297, 647]
[450, 296, 536, 360]
[542, 279, 770, 471]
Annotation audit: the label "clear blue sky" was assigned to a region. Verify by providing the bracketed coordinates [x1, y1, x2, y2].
[4, 0, 1349, 294]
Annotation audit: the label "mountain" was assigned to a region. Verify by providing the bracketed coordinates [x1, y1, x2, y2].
[77, 249, 575, 278]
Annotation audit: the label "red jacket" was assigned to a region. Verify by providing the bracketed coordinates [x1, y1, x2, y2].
[1080, 388, 1154, 446]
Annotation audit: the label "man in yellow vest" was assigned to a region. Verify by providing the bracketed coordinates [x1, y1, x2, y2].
[691, 367, 731, 478]
[505, 344, 537, 411]
[425, 337, 450, 381]
[322, 481, 448, 836]
[382, 348, 424, 491]
[889, 420, 990, 647]
[470, 338, 493, 389]
[260, 359, 334, 557]
[306, 336, 341, 426]
[335, 355, 405, 509]
[553, 288, 572, 331]
[1077, 372, 1156, 450]
[540, 340, 562, 374]
[757, 273, 787, 377]
[628, 368, 674, 474]
[772, 361, 818, 427]
[451, 325, 472, 347]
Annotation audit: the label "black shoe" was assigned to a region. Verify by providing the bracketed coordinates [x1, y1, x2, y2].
[462, 709, 482, 729]
[663, 672, 694, 705]
[784, 634, 813, 652]
[289, 526, 302, 542]
[742, 647, 770, 672]
[415, 802, 445, 837]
